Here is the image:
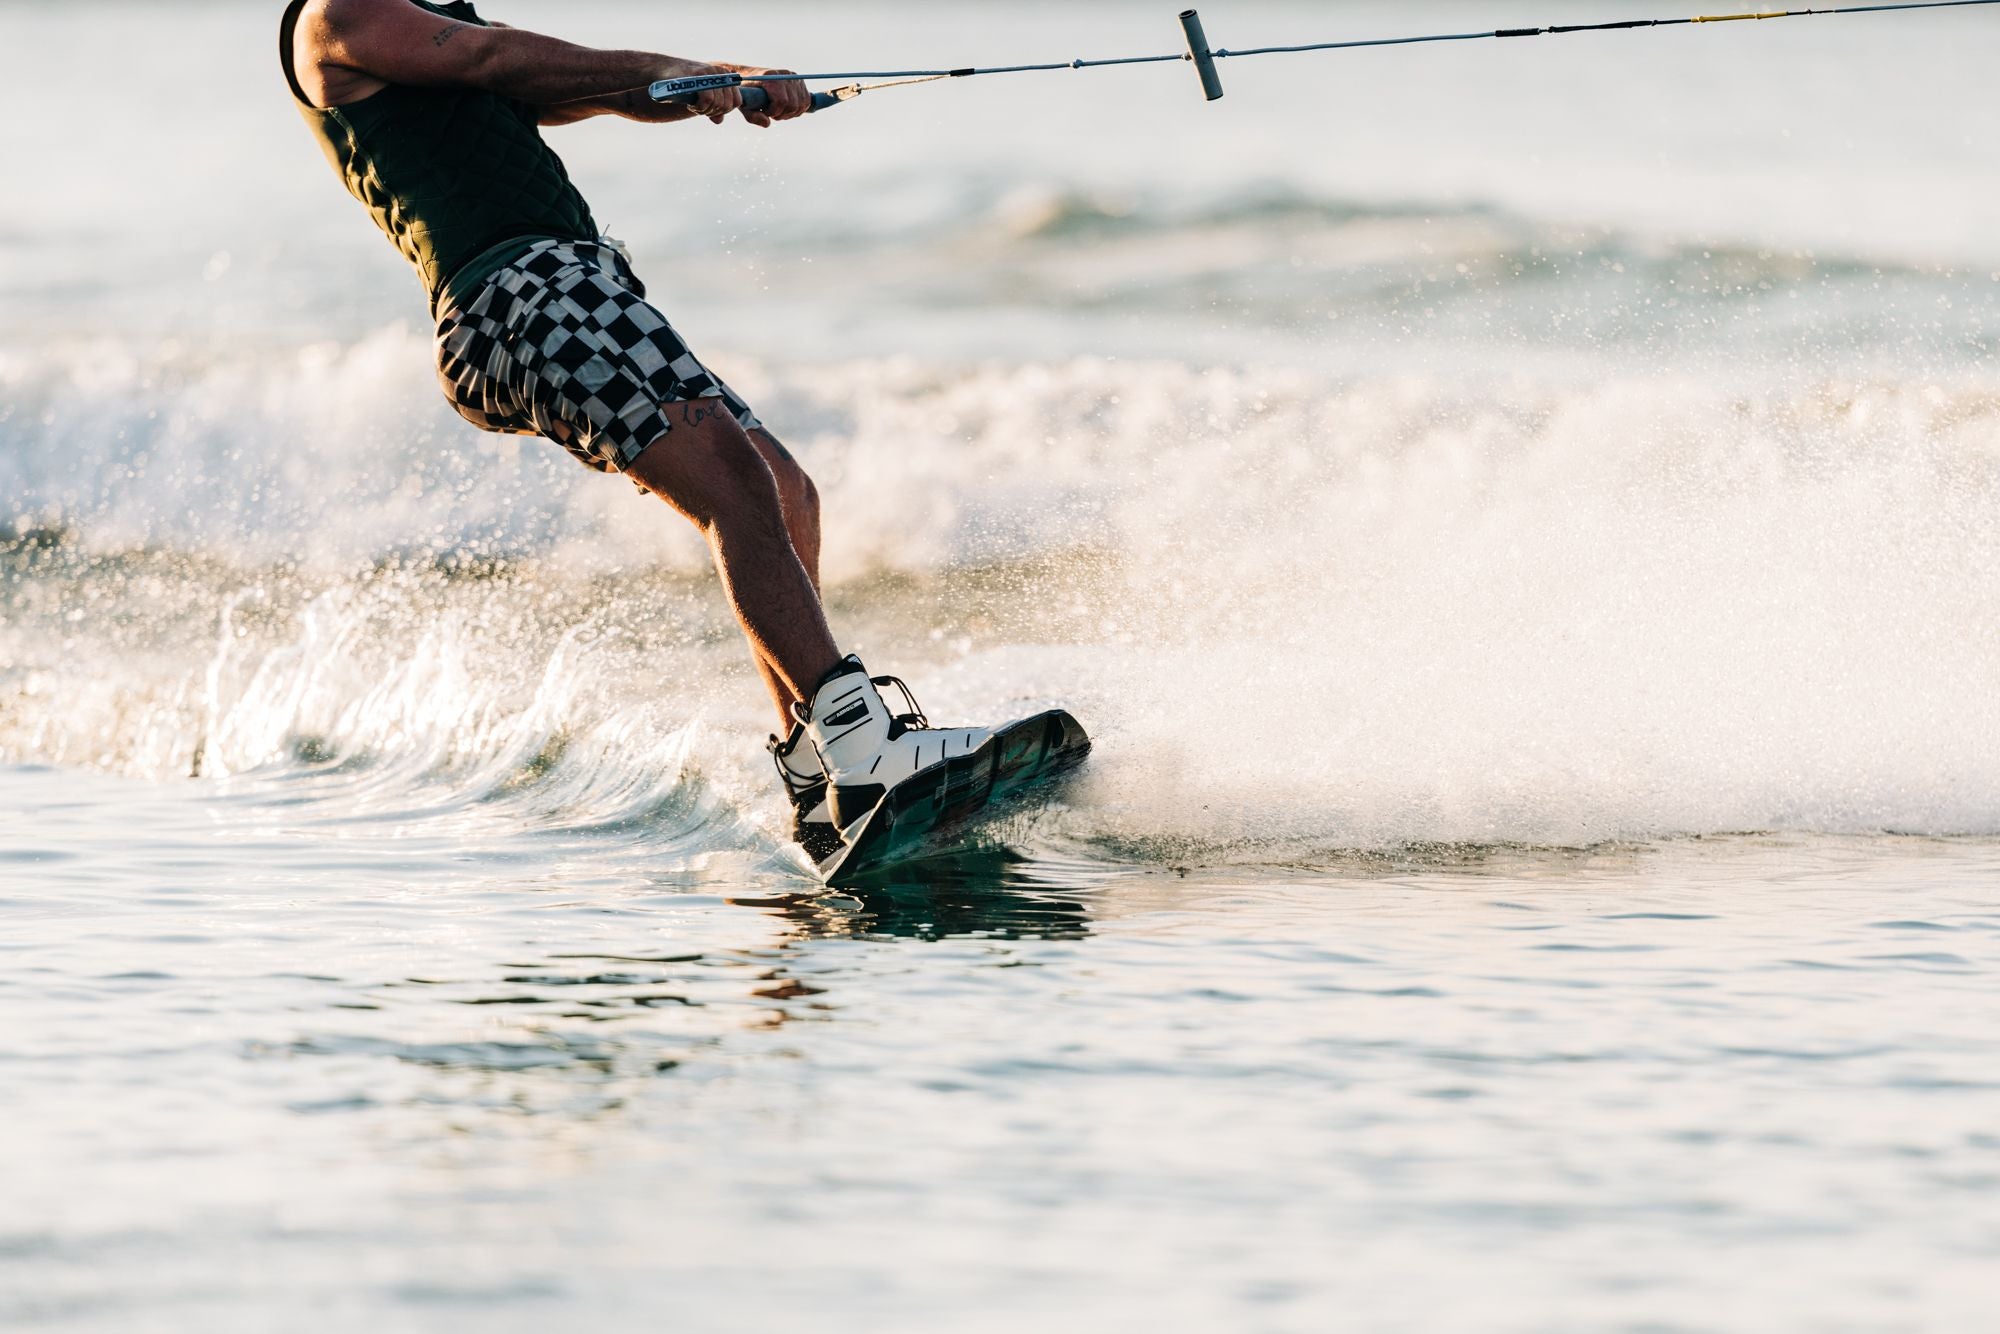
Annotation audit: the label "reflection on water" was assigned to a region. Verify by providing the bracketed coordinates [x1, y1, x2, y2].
[743, 849, 1097, 943]
[255, 857, 1102, 1112]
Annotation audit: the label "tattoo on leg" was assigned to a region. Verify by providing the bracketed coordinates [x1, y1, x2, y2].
[677, 400, 721, 429]
[432, 24, 461, 47]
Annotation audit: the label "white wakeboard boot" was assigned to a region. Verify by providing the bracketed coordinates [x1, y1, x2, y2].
[794, 656, 994, 845]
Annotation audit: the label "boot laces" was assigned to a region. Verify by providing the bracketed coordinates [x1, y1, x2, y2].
[769, 732, 819, 783]
[873, 675, 931, 736]
[788, 670, 932, 736]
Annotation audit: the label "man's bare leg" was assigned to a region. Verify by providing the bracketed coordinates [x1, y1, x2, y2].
[625, 403, 839, 713]
[743, 428, 822, 731]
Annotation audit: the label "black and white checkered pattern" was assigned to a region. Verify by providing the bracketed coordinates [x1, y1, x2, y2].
[434, 240, 762, 474]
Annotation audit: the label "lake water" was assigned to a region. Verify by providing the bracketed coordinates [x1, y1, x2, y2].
[6, 1, 2000, 1329]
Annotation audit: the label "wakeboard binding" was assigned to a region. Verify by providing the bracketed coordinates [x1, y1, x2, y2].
[778, 657, 1092, 882]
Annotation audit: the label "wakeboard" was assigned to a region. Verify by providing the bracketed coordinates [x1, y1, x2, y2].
[815, 709, 1091, 883]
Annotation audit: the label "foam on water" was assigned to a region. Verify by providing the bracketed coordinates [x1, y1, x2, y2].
[8, 339, 2000, 856]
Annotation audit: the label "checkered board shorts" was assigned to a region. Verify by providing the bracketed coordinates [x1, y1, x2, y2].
[435, 239, 761, 474]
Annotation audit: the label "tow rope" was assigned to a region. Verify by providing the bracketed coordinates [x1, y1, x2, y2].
[650, 2, 2000, 114]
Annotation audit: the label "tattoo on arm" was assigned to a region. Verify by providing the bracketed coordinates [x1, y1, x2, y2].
[432, 24, 461, 48]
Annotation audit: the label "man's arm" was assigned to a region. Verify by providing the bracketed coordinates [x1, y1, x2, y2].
[310, 0, 807, 123]
[475, 21, 693, 127]
[536, 63, 808, 129]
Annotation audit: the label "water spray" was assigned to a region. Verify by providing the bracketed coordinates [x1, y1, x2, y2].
[651, 0, 2000, 115]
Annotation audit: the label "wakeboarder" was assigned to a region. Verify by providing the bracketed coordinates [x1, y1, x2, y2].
[280, 0, 1086, 876]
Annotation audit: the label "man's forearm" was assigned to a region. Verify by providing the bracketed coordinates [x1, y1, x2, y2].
[457, 26, 700, 105]
[538, 87, 703, 128]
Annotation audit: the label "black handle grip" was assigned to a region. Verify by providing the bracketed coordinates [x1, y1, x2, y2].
[648, 74, 841, 116]
[734, 86, 844, 115]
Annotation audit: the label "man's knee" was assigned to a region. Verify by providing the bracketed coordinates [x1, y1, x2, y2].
[779, 456, 821, 528]
[797, 468, 821, 526]
[750, 429, 820, 527]
[629, 413, 782, 528]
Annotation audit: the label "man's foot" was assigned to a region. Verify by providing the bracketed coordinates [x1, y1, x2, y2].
[793, 656, 994, 838]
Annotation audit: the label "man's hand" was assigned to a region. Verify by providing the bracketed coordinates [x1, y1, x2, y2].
[610, 62, 810, 128]
[676, 66, 744, 124]
[719, 66, 812, 127]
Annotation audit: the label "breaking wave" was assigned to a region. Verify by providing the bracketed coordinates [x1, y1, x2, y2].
[7, 332, 2000, 859]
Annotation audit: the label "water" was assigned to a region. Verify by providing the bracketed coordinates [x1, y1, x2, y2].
[7, 0, 2000, 1327]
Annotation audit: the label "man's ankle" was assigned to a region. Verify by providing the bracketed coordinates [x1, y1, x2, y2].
[804, 653, 860, 698]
